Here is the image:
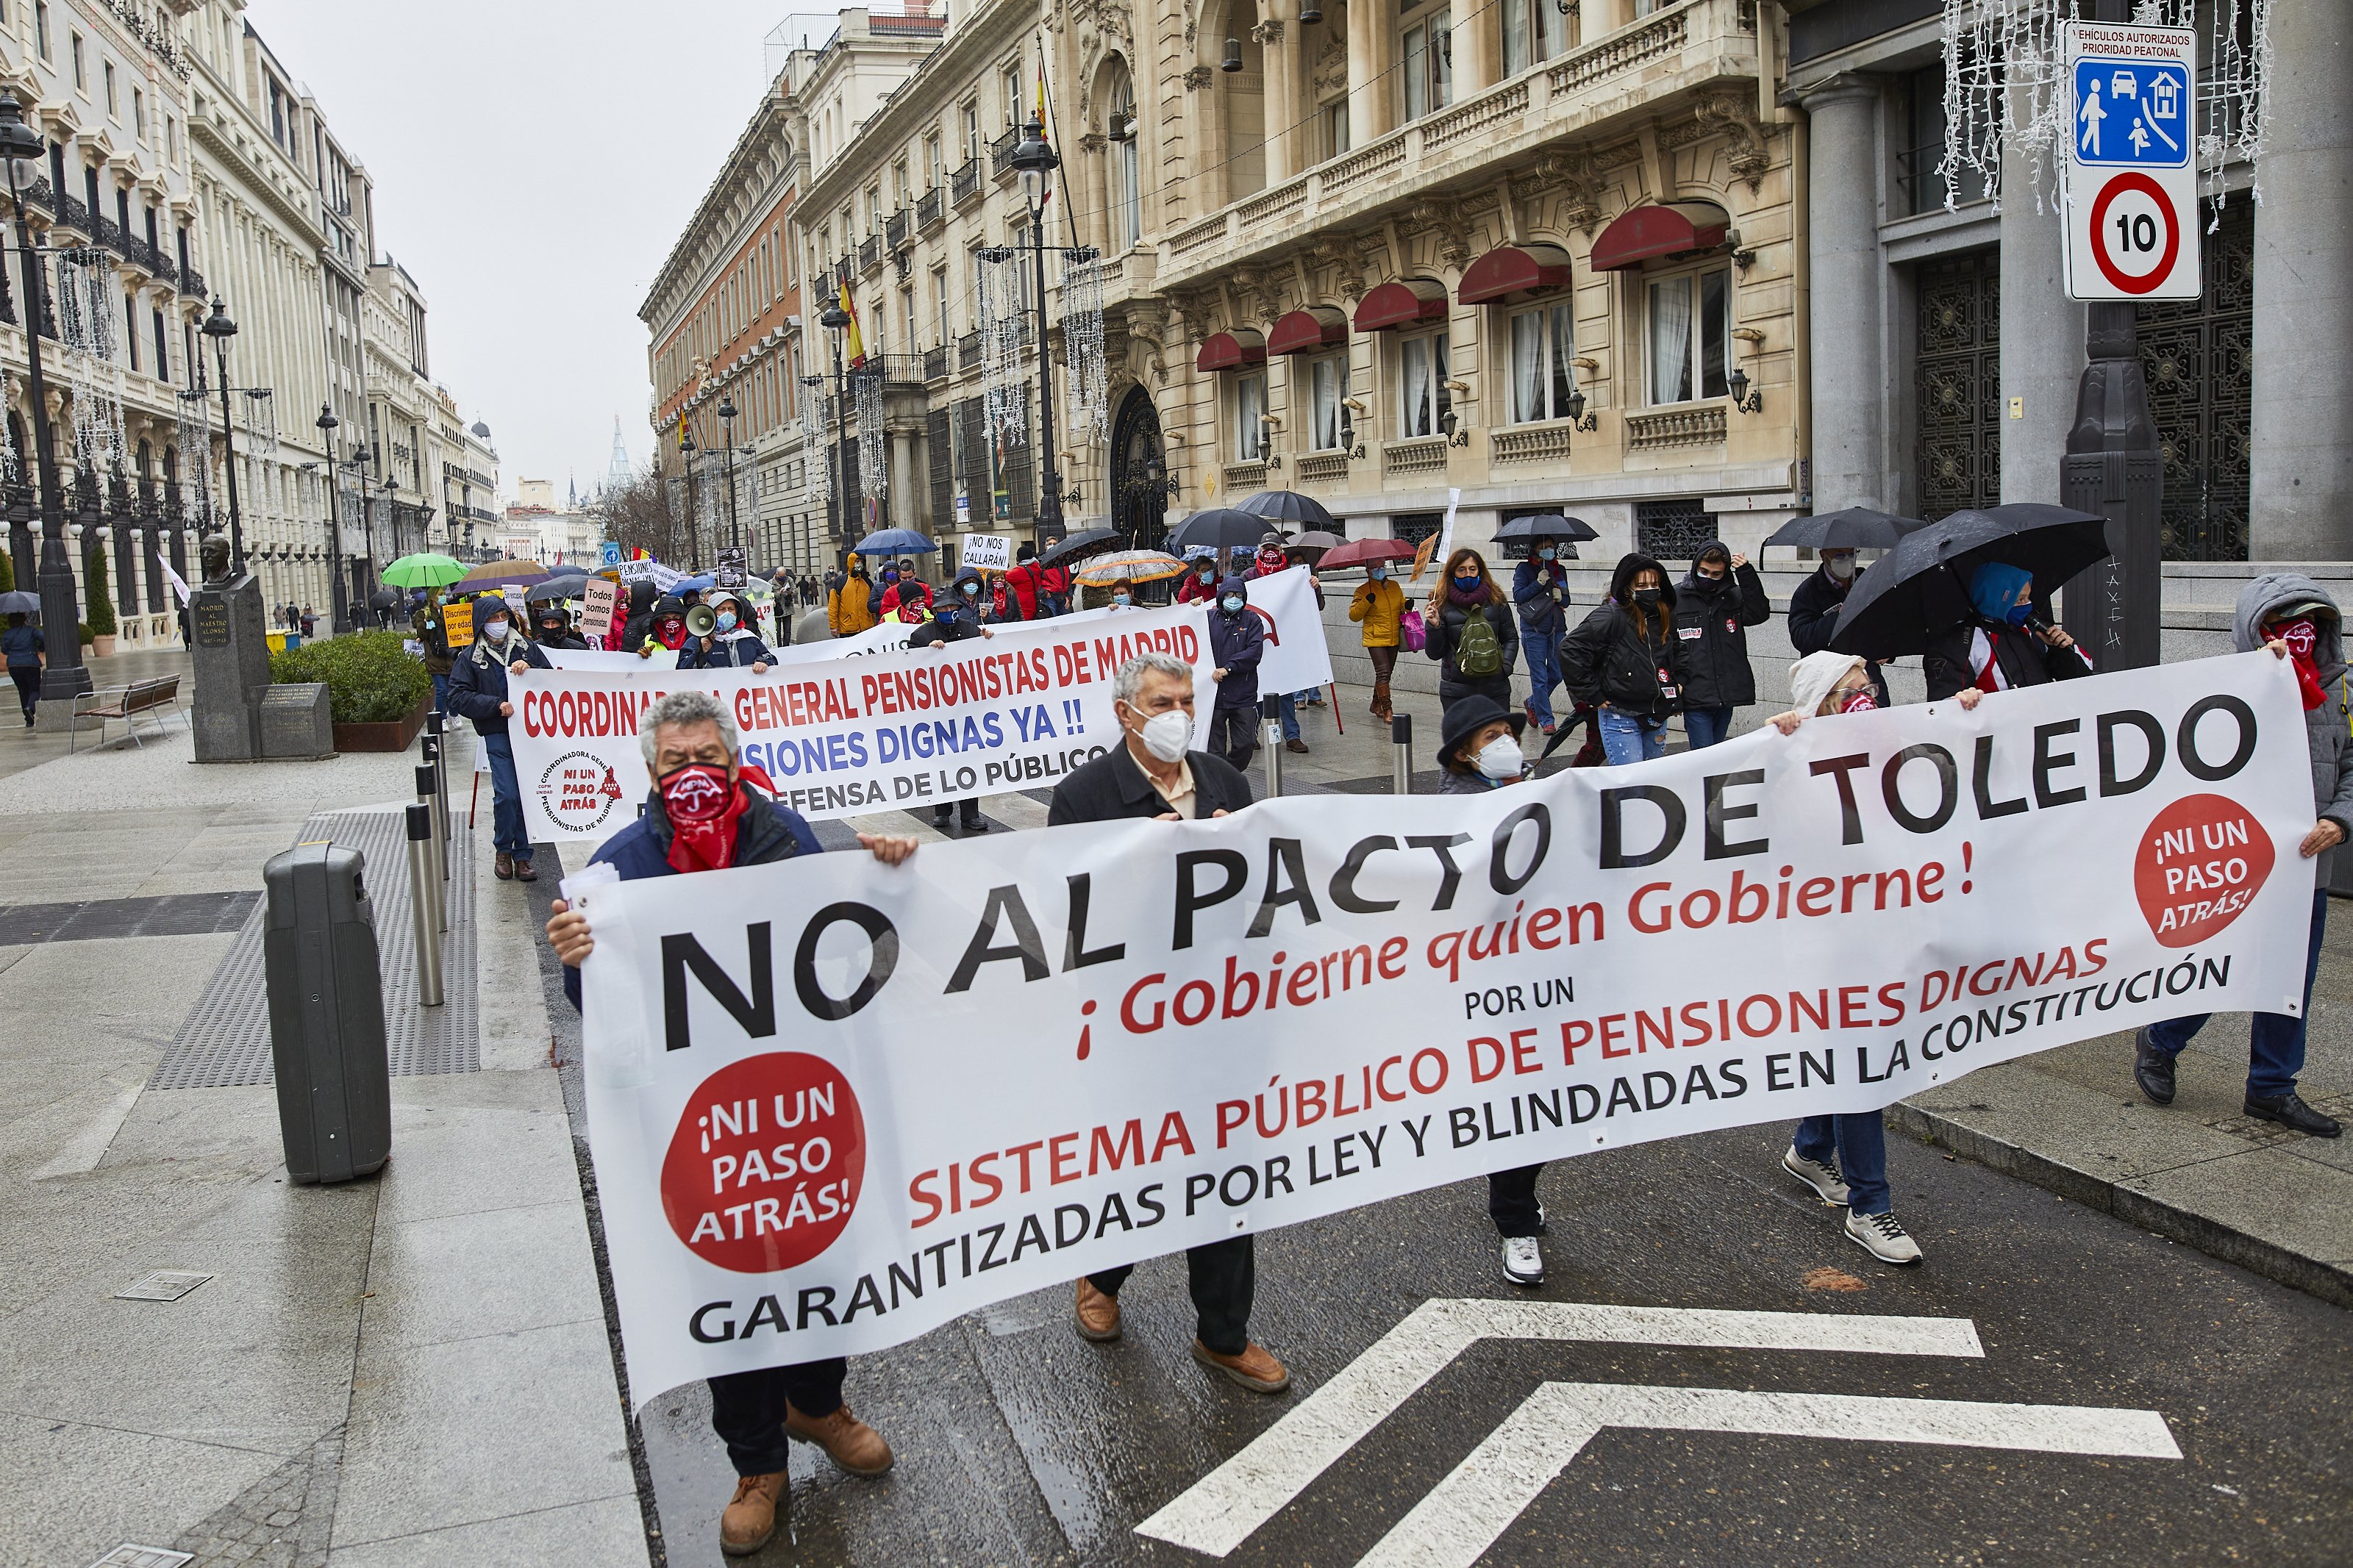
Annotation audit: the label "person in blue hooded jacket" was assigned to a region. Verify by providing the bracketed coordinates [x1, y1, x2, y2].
[445, 601, 552, 881]
[1204, 575, 1264, 770]
[679, 590, 774, 670]
[1921, 561, 2090, 701]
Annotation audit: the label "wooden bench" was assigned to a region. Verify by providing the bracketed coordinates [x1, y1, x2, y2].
[68, 676, 185, 751]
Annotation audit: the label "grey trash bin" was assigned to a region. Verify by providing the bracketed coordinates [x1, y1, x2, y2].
[263, 841, 393, 1183]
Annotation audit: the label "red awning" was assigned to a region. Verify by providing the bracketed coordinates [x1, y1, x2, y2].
[1457, 243, 1574, 304]
[1352, 279, 1451, 333]
[1195, 329, 1268, 371]
[1589, 202, 1732, 271]
[1267, 307, 1349, 357]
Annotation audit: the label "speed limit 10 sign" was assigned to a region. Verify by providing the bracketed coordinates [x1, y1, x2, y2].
[2060, 20, 2201, 302]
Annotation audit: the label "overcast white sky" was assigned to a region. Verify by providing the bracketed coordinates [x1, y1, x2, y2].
[248, 1, 802, 504]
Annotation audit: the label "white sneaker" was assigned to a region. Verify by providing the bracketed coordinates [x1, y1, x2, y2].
[1845, 1209, 1924, 1265]
[1782, 1145, 1850, 1206]
[1500, 1236, 1545, 1286]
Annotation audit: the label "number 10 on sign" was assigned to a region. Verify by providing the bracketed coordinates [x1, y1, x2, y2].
[2060, 21, 2200, 302]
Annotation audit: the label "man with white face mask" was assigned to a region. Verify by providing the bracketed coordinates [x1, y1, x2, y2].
[446, 597, 552, 882]
[1045, 654, 1290, 1395]
[1787, 547, 1888, 706]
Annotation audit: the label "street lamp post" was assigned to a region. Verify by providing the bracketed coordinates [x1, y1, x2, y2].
[1001, 116, 1069, 545]
[201, 296, 246, 576]
[718, 398, 741, 560]
[818, 294, 852, 563]
[679, 424, 699, 569]
[0, 95, 89, 708]
[314, 404, 351, 634]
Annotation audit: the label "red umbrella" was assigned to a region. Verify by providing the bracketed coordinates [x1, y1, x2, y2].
[1318, 537, 1420, 570]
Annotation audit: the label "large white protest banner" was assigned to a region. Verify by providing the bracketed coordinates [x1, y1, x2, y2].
[544, 648, 679, 673]
[576, 653, 2313, 1405]
[510, 570, 1332, 836]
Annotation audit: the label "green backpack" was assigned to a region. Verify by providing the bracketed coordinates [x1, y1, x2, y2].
[1454, 609, 1504, 677]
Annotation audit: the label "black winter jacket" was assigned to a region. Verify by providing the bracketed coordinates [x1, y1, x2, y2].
[1922, 619, 2095, 701]
[1048, 745, 1254, 825]
[446, 634, 551, 737]
[1562, 598, 1684, 719]
[1788, 563, 1888, 704]
[1206, 581, 1265, 710]
[1424, 590, 1520, 689]
[1672, 558, 1770, 709]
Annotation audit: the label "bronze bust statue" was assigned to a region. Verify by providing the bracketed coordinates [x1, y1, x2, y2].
[199, 534, 232, 585]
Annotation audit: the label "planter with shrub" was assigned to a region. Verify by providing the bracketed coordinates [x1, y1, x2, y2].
[84, 546, 116, 656]
[270, 630, 430, 751]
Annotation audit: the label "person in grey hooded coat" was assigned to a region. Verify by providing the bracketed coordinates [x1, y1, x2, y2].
[2134, 573, 2352, 1138]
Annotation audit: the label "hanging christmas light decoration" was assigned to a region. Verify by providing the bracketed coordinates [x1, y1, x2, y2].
[1060, 247, 1109, 449]
[54, 248, 127, 480]
[1, 373, 20, 487]
[1940, 0, 2270, 220]
[242, 389, 277, 457]
[976, 249, 1029, 453]
[175, 387, 213, 526]
[800, 402, 831, 504]
[854, 369, 886, 505]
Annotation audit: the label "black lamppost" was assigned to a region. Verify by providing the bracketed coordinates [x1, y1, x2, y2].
[201, 296, 246, 575]
[818, 292, 853, 564]
[679, 423, 699, 568]
[986, 115, 1072, 545]
[314, 404, 351, 633]
[0, 95, 88, 707]
[338, 437, 376, 607]
[717, 395, 741, 559]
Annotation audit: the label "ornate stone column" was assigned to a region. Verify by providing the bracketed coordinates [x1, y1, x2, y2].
[1799, 75, 1889, 510]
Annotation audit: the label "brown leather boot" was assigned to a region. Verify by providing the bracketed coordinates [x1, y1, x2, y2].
[1192, 1337, 1291, 1393]
[784, 1401, 894, 1475]
[719, 1469, 788, 1556]
[493, 851, 515, 880]
[1074, 1278, 1122, 1342]
[1371, 681, 1392, 723]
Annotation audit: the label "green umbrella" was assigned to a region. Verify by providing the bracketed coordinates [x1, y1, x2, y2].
[380, 552, 467, 589]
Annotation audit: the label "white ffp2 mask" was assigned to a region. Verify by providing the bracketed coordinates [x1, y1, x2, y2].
[1138, 709, 1193, 762]
[1476, 736, 1525, 781]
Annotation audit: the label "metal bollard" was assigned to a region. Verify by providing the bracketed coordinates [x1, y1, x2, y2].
[406, 804, 444, 1008]
[421, 737, 451, 880]
[1261, 695, 1284, 798]
[1391, 712, 1414, 795]
[414, 764, 448, 932]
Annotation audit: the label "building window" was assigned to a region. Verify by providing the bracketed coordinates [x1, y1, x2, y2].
[132, 87, 144, 139]
[1232, 372, 1267, 462]
[1402, 10, 1452, 121]
[1110, 67, 1141, 250]
[152, 307, 168, 384]
[1308, 354, 1348, 451]
[1397, 331, 1450, 437]
[34, 3, 48, 60]
[1646, 266, 1729, 405]
[70, 29, 84, 91]
[961, 101, 979, 162]
[103, 60, 116, 118]
[932, 265, 948, 345]
[122, 292, 137, 371]
[1320, 100, 1351, 162]
[1903, 64, 1989, 215]
[1501, 0, 1559, 75]
[1002, 65, 1023, 126]
[1507, 303, 1577, 423]
[924, 131, 942, 188]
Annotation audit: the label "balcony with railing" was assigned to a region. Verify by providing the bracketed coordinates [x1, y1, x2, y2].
[91, 215, 124, 255]
[957, 330, 982, 370]
[55, 192, 90, 237]
[989, 126, 1022, 179]
[923, 345, 948, 382]
[916, 188, 943, 232]
[857, 235, 882, 272]
[951, 159, 980, 206]
[885, 208, 910, 251]
[182, 264, 206, 299]
[1157, 0, 1756, 291]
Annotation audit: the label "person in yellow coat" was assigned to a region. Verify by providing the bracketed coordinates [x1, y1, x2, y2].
[829, 554, 877, 636]
[1349, 562, 1406, 721]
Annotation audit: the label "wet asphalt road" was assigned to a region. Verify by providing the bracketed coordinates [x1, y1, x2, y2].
[621, 1114, 2350, 1567]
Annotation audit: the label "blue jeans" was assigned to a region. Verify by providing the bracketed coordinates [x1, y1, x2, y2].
[1521, 625, 1563, 727]
[1596, 707, 1667, 765]
[1277, 692, 1300, 742]
[2146, 887, 2327, 1099]
[482, 730, 532, 862]
[1684, 705, 1735, 748]
[1794, 1112, 1889, 1217]
[430, 672, 451, 716]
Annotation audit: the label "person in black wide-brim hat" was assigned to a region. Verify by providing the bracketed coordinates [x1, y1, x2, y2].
[1427, 694, 1554, 1288]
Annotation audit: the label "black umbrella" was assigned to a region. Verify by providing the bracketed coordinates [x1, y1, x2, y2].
[529, 572, 590, 602]
[1493, 513, 1600, 542]
[368, 587, 400, 610]
[1763, 506, 1929, 552]
[1236, 490, 1338, 529]
[1165, 508, 1269, 554]
[1040, 527, 1120, 567]
[1827, 505, 2113, 659]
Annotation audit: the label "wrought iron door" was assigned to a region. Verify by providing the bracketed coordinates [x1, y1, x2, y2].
[1110, 387, 1168, 549]
[1915, 248, 2001, 519]
[2139, 202, 2252, 561]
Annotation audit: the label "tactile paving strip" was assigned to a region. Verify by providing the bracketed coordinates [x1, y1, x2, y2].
[148, 806, 478, 1089]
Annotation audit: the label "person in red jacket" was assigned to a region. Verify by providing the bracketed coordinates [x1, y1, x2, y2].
[1175, 554, 1221, 604]
[1002, 544, 1046, 619]
[876, 560, 934, 623]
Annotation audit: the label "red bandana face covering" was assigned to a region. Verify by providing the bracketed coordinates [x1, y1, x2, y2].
[655, 617, 688, 651]
[660, 763, 748, 873]
[2269, 619, 2327, 710]
[1840, 689, 1878, 715]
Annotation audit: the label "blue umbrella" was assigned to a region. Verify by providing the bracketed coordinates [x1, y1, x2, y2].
[854, 528, 940, 556]
[671, 573, 715, 593]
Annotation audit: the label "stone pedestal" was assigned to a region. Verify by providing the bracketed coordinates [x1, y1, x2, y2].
[190, 572, 270, 762]
[259, 681, 335, 759]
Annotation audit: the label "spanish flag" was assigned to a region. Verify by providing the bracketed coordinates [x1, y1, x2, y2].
[840, 280, 867, 368]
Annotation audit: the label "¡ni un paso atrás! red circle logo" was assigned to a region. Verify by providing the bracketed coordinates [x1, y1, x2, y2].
[660, 1053, 865, 1272]
[537, 751, 624, 832]
[2134, 793, 2275, 949]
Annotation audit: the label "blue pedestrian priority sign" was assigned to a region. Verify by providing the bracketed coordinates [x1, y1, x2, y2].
[601, 540, 622, 567]
[2071, 56, 2191, 169]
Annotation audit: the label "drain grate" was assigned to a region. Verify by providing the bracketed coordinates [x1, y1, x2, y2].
[148, 807, 479, 1089]
[114, 1270, 213, 1303]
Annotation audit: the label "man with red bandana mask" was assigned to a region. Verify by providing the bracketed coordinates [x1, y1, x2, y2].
[636, 594, 690, 656]
[546, 690, 919, 1555]
[2135, 576, 2352, 1139]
